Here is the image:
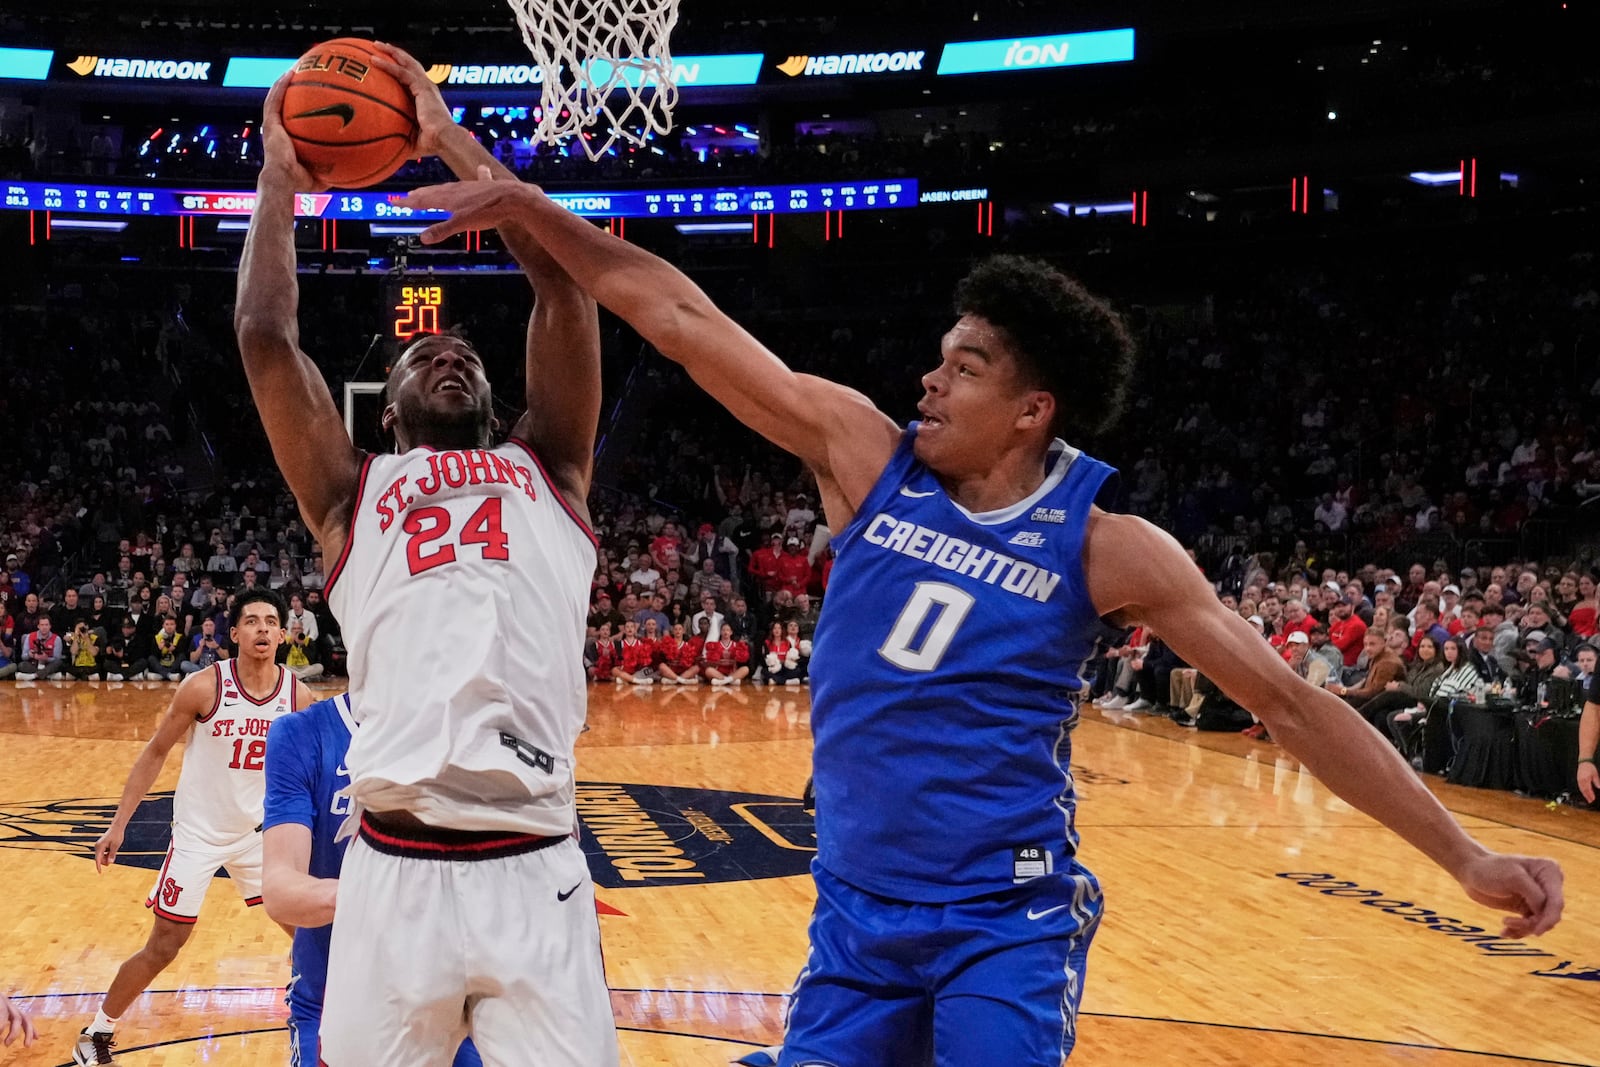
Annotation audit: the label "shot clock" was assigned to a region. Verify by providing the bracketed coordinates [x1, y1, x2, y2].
[382, 276, 449, 354]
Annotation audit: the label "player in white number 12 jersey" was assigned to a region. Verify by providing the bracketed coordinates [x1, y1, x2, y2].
[73, 589, 309, 1065]
[236, 47, 614, 1065]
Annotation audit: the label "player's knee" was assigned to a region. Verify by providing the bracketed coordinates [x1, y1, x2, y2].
[146, 919, 193, 961]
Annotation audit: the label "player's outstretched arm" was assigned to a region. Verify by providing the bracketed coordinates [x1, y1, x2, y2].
[370, 45, 600, 507]
[92, 669, 214, 873]
[400, 178, 901, 519]
[1577, 699, 1598, 803]
[1085, 511, 1565, 940]
[234, 75, 363, 555]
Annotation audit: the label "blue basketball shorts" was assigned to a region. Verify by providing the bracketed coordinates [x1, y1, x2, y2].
[779, 860, 1103, 1067]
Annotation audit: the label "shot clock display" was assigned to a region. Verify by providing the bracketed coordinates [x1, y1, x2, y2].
[383, 277, 448, 351]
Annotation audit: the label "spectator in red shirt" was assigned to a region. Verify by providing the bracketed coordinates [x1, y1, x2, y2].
[702, 622, 751, 685]
[1328, 596, 1368, 669]
[775, 536, 814, 599]
[658, 622, 704, 686]
[748, 532, 784, 599]
[615, 620, 660, 685]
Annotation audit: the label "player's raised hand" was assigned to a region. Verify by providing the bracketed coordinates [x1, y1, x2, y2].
[259, 74, 329, 193]
[402, 166, 540, 244]
[1, 994, 36, 1047]
[367, 43, 455, 158]
[1455, 851, 1564, 938]
[92, 826, 125, 873]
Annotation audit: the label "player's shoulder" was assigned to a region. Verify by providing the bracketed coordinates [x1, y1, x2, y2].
[1082, 509, 1203, 620]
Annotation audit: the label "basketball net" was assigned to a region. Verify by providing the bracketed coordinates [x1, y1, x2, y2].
[506, 0, 681, 161]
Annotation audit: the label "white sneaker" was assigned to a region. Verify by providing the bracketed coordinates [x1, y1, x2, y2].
[72, 1027, 117, 1064]
[785, 679, 801, 687]
[1099, 694, 1128, 709]
[107, 673, 124, 682]
[711, 676, 729, 686]
[1126, 698, 1155, 712]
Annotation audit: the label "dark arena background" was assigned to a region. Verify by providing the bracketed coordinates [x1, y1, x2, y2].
[0, 0, 1597, 1064]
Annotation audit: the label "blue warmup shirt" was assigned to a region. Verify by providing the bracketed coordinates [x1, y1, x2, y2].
[809, 425, 1116, 902]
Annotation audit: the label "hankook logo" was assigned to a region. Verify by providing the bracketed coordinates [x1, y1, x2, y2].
[777, 50, 926, 77]
[69, 55, 213, 81]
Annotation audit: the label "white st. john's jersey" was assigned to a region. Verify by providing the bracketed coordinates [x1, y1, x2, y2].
[326, 440, 596, 834]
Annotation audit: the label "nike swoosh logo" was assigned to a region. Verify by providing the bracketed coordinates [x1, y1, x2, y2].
[292, 103, 356, 128]
[899, 487, 937, 498]
[1027, 904, 1070, 920]
[556, 883, 581, 902]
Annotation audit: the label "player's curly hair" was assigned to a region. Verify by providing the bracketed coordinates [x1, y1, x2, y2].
[231, 588, 288, 629]
[953, 255, 1137, 437]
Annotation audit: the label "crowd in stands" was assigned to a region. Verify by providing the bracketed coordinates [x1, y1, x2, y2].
[1091, 556, 1596, 764]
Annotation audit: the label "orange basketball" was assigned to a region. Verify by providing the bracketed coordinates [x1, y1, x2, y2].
[282, 38, 418, 189]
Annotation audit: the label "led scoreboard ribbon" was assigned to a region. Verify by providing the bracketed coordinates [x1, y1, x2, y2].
[2, 178, 920, 220]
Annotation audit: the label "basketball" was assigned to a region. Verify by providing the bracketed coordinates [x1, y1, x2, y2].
[282, 38, 418, 189]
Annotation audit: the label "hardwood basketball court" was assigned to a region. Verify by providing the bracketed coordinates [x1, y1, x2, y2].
[2, 680, 1596, 1065]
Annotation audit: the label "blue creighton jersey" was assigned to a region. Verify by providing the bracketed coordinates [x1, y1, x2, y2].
[810, 425, 1116, 902]
[263, 692, 356, 1015]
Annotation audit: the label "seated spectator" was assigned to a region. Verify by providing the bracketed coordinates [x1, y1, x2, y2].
[0, 613, 15, 681]
[1097, 625, 1149, 708]
[1466, 624, 1514, 685]
[17, 618, 66, 680]
[282, 618, 323, 680]
[1518, 603, 1565, 650]
[181, 617, 230, 675]
[300, 549, 326, 591]
[688, 558, 721, 605]
[78, 572, 109, 602]
[102, 618, 149, 681]
[614, 620, 659, 685]
[776, 537, 814, 598]
[633, 593, 671, 636]
[690, 595, 725, 643]
[86, 595, 116, 641]
[1328, 597, 1368, 670]
[1516, 636, 1562, 704]
[268, 550, 301, 590]
[1387, 637, 1486, 753]
[207, 542, 238, 575]
[14, 593, 42, 642]
[1285, 631, 1331, 688]
[628, 554, 662, 589]
[147, 615, 186, 680]
[789, 593, 821, 642]
[4, 554, 31, 597]
[1565, 573, 1598, 639]
[724, 596, 759, 644]
[657, 622, 703, 686]
[66, 621, 104, 681]
[702, 622, 751, 685]
[763, 620, 804, 687]
[171, 543, 199, 575]
[284, 592, 319, 644]
[587, 591, 624, 635]
[1354, 634, 1446, 732]
[1386, 621, 1414, 663]
[1328, 630, 1406, 708]
[49, 588, 86, 636]
[584, 621, 620, 682]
